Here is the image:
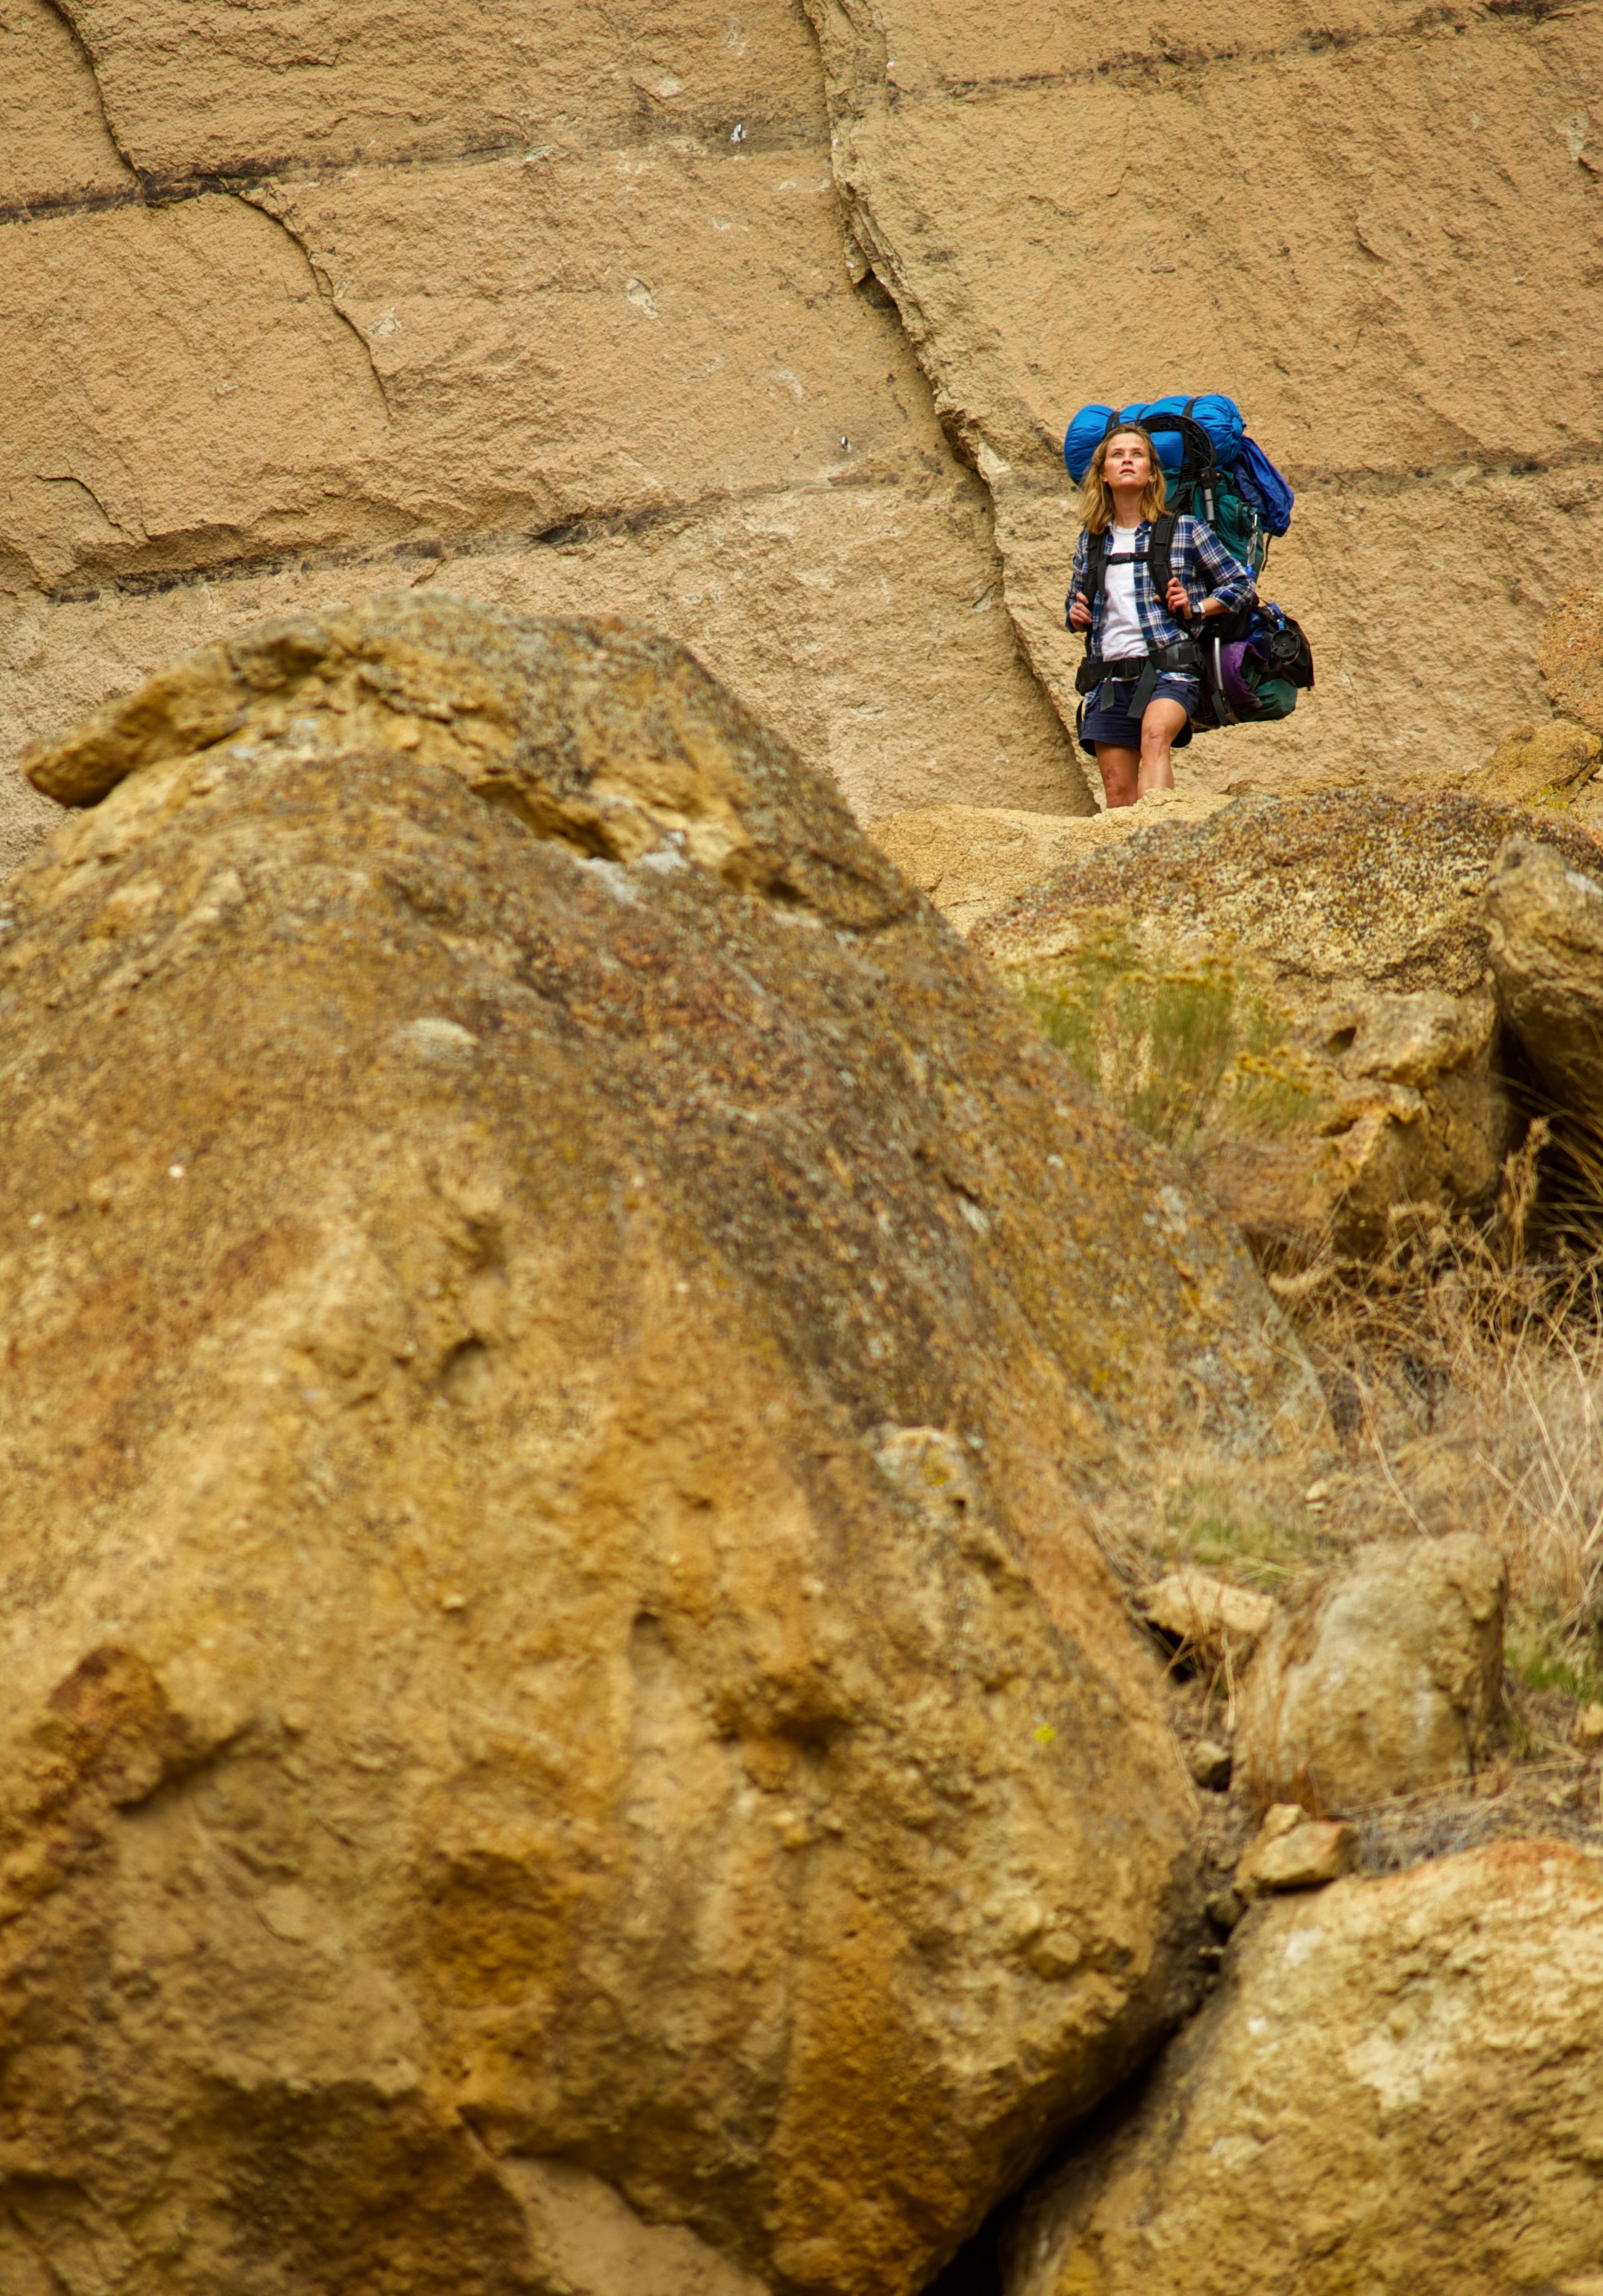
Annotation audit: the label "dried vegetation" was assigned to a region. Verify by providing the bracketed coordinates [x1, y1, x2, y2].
[1029, 966, 1603, 1832]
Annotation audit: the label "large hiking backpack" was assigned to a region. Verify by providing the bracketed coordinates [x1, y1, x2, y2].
[1063, 394, 1309, 730]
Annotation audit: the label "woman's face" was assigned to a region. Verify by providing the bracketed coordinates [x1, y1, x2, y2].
[1103, 432, 1152, 488]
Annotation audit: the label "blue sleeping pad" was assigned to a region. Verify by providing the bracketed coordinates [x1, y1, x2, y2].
[1061, 394, 1293, 538]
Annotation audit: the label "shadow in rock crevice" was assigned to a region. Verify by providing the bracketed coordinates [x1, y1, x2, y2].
[917, 2048, 1172, 2295]
[921, 2216, 1005, 2296]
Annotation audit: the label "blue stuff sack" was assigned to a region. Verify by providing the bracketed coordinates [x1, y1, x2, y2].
[1063, 403, 1117, 482]
[1232, 435, 1294, 536]
[1118, 393, 1244, 474]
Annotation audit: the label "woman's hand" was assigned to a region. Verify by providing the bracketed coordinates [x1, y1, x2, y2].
[1165, 577, 1196, 618]
[1068, 593, 1092, 629]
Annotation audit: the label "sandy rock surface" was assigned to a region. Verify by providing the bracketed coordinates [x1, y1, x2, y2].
[1237, 1533, 1507, 1813]
[7, 0, 1602, 868]
[0, 595, 1332, 2296]
[805, 0, 1603, 794]
[1007, 1839, 1603, 2296]
[976, 789, 1603, 997]
[974, 789, 1601, 1257]
[1137, 1571, 1275, 1670]
[870, 793, 1229, 936]
[1465, 717, 1602, 811]
[1483, 833, 1603, 1120]
[1539, 586, 1603, 738]
[0, 0, 1090, 842]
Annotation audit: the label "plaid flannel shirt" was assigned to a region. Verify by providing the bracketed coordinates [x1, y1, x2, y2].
[1066, 515, 1255, 656]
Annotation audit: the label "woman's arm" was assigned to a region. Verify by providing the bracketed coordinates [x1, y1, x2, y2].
[1185, 520, 1256, 616]
[1065, 528, 1092, 629]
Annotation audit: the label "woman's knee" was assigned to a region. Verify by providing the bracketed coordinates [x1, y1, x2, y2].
[1139, 700, 1187, 756]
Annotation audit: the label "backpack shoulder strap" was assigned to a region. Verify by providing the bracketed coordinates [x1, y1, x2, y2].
[1146, 513, 1178, 603]
[1085, 526, 1111, 596]
[1068, 526, 1111, 630]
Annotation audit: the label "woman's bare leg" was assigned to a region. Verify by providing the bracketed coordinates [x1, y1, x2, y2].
[1094, 743, 1141, 809]
[1137, 697, 1189, 794]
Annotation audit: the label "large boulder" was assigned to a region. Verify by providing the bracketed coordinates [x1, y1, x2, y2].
[1007, 1840, 1603, 2296]
[0, 597, 1321, 2296]
[1538, 586, 1603, 738]
[1235, 1535, 1507, 1814]
[1483, 835, 1603, 1120]
[975, 791, 1603, 1259]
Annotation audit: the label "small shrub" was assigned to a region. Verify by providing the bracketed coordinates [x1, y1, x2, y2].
[1015, 926, 1308, 1152]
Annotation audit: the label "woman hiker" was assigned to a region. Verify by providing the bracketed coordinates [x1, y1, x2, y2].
[1066, 423, 1256, 809]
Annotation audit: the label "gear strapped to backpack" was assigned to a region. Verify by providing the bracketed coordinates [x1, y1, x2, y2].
[1064, 395, 1313, 733]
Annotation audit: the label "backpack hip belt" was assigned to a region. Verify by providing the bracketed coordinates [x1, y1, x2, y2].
[1076, 635, 1202, 710]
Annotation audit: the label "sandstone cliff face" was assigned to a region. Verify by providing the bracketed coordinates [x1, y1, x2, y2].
[805, 0, 1603, 793]
[6, 0, 1602, 873]
[0, 597, 1327, 2296]
[0, 0, 1089, 846]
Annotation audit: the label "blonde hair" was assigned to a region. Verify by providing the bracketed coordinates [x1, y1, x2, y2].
[1080, 425, 1167, 535]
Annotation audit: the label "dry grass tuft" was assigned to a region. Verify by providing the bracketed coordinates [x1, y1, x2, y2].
[1092, 1127, 1603, 1760]
[1015, 932, 1309, 1153]
[1277, 1199, 1603, 1715]
[1018, 959, 1603, 1758]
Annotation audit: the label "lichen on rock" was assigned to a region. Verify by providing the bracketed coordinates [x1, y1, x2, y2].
[974, 789, 1603, 1261]
[1008, 1841, 1603, 2296]
[0, 593, 1328, 2296]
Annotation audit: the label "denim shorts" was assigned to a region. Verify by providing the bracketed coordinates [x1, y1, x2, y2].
[1078, 672, 1200, 755]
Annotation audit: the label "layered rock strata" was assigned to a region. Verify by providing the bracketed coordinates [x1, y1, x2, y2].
[805, 0, 1603, 792]
[0, 0, 1089, 842]
[7, 0, 1603, 868]
[0, 596, 1324, 2296]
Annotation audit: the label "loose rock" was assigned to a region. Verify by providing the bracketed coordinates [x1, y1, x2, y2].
[1482, 835, 1603, 1120]
[1008, 1841, 1603, 2296]
[1465, 717, 1602, 809]
[1237, 1533, 1506, 1813]
[1186, 1739, 1233, 1792]
[1235, 1804, 1357, 1895]
[1139, 1571, 1276, 1667]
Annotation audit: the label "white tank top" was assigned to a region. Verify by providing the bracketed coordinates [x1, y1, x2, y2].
[1100, 523, 1146, 659]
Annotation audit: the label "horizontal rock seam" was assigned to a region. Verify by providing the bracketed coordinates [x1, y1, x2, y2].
[39, 471, 903, 608]
[3, 0, 1559, 233]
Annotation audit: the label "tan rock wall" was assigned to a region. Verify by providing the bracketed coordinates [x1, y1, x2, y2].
[805, 0, 1603, 790]
[6, 0, 1600, 854]
[0, 0, 1091, 841]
